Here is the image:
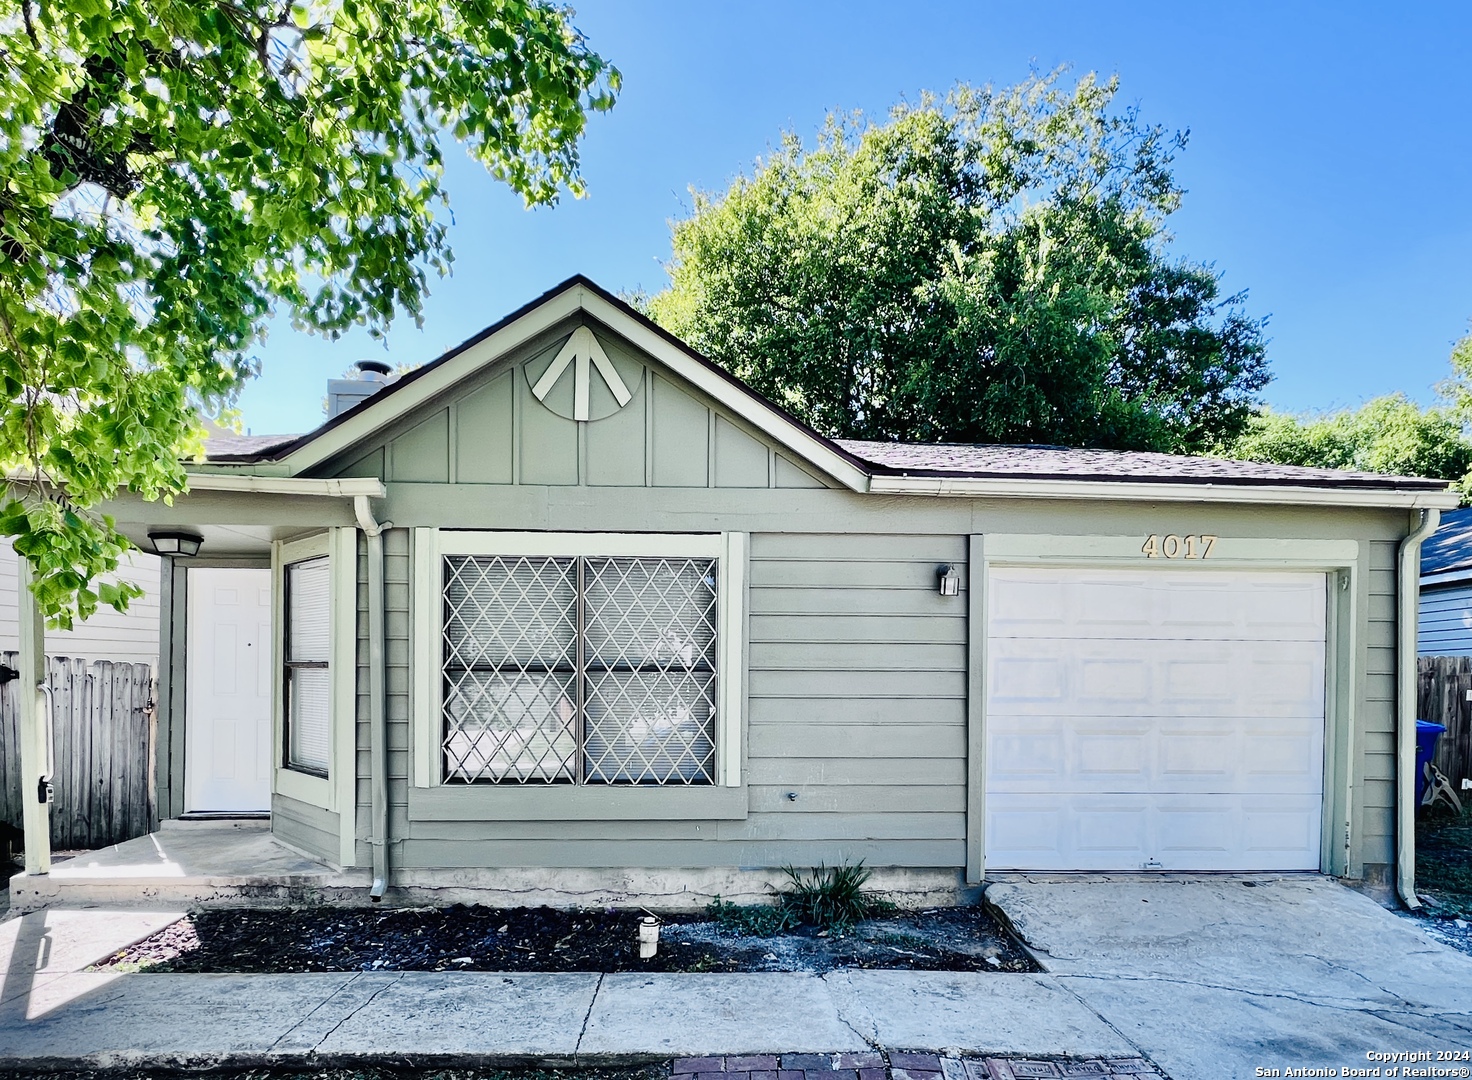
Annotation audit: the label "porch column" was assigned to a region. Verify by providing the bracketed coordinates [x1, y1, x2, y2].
[17, 557, 50, 875]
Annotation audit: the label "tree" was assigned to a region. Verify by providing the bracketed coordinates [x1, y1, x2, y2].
[1, 0, 617, 625]
[1223, 330, 1472, 502]
[647, 71, 1268, 452]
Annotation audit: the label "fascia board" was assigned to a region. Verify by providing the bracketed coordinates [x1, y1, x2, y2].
[576, 290, 871, 492]
[277, 288, 583, 474]
[185, 473, 387, 498]
[868, 473, 1461, 510]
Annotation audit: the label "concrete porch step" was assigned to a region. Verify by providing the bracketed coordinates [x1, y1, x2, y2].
[8, 823, 367, 912]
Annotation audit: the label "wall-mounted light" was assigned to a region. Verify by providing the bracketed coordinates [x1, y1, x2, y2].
[937, 564, 960, 597]
[148, 529, 203, 557]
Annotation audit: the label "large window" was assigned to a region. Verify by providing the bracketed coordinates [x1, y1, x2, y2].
[441, 553, 720, 785]
[284, 555, 331, 776]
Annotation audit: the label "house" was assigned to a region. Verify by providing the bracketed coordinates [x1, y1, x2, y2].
[1419, 506, 1472, 655]
[25, 276, 1453, 906]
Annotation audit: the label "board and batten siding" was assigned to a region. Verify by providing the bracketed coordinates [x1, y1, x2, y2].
[1419, 582, 1472, 656]
[0, 538, 160, 665]
[353, 529, 966, 870]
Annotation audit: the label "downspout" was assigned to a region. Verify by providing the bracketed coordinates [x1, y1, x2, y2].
[1397, 507, 1440, 909]
[354, 495, 391, 901]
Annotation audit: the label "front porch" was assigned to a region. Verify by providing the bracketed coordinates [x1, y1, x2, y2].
[8, 820, 366, 913]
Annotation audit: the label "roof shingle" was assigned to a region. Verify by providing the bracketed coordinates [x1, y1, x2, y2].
[836, 440, 1449, 491]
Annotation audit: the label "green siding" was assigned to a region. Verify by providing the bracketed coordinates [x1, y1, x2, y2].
[455, 374, 514, 484]
[273, 792, 340, 863]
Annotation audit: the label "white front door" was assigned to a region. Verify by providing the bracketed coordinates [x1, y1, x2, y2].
[985, 567, 1327, 872]
[186, 567, 272, 812]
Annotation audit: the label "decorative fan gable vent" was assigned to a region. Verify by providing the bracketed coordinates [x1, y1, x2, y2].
[529, 325, 633, 422]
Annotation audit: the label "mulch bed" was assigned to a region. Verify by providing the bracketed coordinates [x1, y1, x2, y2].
[94, 903, 1037, 974]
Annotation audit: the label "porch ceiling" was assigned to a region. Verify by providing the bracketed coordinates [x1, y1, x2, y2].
[102, 481, 368, 557]
[113, 521, 293, 558]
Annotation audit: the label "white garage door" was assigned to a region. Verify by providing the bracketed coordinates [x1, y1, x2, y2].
[985, 567, 1326, 872]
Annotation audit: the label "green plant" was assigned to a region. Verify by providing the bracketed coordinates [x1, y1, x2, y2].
[704, 896, 796, 936]
[775, 861, 896, 933]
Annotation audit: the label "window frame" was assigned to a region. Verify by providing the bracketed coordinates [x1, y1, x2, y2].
[410, 530, 748, 818]
[283, 554, 332, 777]
[271, 530, 356, 815]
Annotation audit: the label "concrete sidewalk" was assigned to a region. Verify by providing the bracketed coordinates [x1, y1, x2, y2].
[0, 905, 1140, 1069]
[0, 968, 1140, 1067]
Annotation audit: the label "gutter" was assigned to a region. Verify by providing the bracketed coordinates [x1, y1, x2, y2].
[185, 474, 386, 498]
[868, 474, 1460, 510]
[1397, 507, 1441, 909]
[354, 495, 392, 901]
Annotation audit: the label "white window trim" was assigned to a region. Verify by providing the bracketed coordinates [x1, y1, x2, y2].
[272, 530, 356, 814]
[412, 529, 747, 791]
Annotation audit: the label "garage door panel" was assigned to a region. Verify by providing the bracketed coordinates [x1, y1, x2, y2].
[987, 793, 1322, 871]
[1075, 800, 1150, 856]
[990, 568, 1326, 641]
[989, 638, 1325, 717]
[985, 567, 1327, 872]
[989, 713, 1322, 794]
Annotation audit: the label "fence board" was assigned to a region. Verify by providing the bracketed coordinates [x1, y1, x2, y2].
[0, 652, 155, 849]
[1417, 656, 1472, 788]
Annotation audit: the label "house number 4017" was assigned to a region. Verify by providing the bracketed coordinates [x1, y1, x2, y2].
[1141, 534, 1217, 559]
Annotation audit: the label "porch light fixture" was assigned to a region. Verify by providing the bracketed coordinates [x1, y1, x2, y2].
[148, 529, 203, 557]
[937, 564, 960, 597]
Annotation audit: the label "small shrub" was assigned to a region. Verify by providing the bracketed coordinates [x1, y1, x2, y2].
[776, 861, 896, 933]
[705, 896, 796, 935]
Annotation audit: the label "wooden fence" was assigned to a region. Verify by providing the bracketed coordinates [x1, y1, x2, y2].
[1417, 655, 1472, 788]
[0, 653, 155, 850]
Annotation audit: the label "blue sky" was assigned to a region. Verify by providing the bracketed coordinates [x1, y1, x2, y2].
[235, 1, 1472, 437]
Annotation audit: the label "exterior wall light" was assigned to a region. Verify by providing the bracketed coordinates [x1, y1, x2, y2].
[937, 564, 960, 597]
[148, 530, 204, 557]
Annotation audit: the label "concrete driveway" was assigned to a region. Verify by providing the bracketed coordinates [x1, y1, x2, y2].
[986, 876, 1472, 1080]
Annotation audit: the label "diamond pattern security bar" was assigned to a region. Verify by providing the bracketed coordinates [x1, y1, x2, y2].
[442, 554, 718, 785]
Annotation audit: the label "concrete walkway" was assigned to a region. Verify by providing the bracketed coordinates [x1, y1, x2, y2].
[0, 904, 1140, 1069]
[2, 877, 1468, 1077]
[986, 876, 1472, 1080]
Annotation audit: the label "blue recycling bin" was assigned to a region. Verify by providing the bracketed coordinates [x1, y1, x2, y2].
[1416, 720, 1447, 806]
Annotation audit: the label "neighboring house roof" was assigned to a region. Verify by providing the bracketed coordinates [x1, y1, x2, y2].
[1422, 506, 1472, 585]
[201, 431, 302, 460]
[189, 275, 1458, 510]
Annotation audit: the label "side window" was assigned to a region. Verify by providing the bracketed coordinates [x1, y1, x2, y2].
[440, 554, 719, 785]
[284, 556, 331, 776]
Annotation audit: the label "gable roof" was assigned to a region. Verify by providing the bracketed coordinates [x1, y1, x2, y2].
[198, 276, 1458, 510]
[241, 275, 872, 490]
